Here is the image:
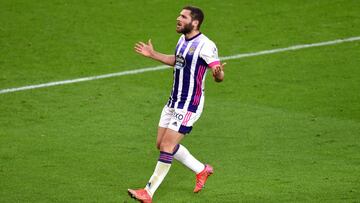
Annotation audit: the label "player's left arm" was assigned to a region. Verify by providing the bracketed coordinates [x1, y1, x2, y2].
[200, 41, 225, 83]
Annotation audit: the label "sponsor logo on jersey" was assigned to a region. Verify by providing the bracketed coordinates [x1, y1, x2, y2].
[175, 54, 186, 69]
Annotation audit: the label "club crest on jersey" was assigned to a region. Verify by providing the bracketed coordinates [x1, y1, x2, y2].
[188, 46, 196, 55]
[175, 54, 186, 69]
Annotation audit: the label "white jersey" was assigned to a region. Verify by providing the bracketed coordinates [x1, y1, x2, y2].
[167, 33, 220, 113]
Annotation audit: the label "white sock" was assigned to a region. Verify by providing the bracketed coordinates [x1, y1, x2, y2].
[173, 144, 205, 174]
[145, 152, 173, 197]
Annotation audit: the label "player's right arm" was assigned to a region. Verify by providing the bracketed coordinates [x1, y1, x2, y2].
[134, 39, 175, 66]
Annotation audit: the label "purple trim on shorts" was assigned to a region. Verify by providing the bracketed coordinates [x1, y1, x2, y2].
[179, 125, 193, 134]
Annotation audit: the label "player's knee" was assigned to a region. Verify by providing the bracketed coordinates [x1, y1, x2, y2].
[156, 141, 161, 150]
[159, 141, 175, 153]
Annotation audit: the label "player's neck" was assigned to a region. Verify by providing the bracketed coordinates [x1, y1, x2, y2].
[185, 30, 200, 41]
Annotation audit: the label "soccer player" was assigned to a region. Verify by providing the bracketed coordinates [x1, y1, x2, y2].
[128, 5, 225, 203]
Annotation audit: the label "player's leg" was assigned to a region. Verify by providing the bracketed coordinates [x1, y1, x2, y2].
[156, 128, 207, 182]
[158, 120, 204, 175]
[160, 125, 206, 177]
[173, 144, 213, 193]
[144, 129, 184, 197]
[159, 128, 184, 152]
[128, 106, 172, 202]
[156, 127, 167, 150]
[173, 144, 205, 173]
[169, 104, 213, 193]
[128, 129, 183, 201]
[170, 108, 204, 173]
[157, 105, 173, 150]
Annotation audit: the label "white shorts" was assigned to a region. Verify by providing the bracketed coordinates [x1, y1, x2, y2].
[158, 105, 203, 134]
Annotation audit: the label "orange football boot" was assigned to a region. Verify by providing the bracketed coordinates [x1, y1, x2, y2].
[127, 188, 152, 203]
[193, 164, 214, 193]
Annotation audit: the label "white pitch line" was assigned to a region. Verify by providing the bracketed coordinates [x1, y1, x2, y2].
[0, 65, 168, 94]
[220, 36, 360, 60]
[1, 36, 360, 95]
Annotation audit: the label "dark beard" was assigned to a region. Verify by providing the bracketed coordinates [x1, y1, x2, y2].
[178, 22, 194, 34]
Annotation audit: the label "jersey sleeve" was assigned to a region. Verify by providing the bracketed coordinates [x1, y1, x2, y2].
[199, 40, 220, 68]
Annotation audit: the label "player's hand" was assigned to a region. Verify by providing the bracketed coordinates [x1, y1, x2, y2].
[212, 62, 226, 82]
[134, 39, 154, 58]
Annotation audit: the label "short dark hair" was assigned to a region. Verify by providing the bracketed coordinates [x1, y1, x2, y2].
[183, 5, 204, 30]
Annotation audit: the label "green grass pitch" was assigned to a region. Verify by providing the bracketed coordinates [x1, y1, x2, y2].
[1, 0, 360, 202]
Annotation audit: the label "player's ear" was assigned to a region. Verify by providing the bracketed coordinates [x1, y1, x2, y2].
[192, 20, 199, 30]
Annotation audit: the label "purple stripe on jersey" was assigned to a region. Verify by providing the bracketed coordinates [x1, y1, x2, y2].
[177, 40, 201, 109]
[193, 65, 207, 105]
[169, 41, 189, 108]
[167, 97, 171, 106]
[195, 66, 205, 104]
[170, 69, 180, 108]
[194, 66, 206, 105]
[179, 41, 188, 55]
[188, 58, 208, 112]
[175, 37, 185, 55]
